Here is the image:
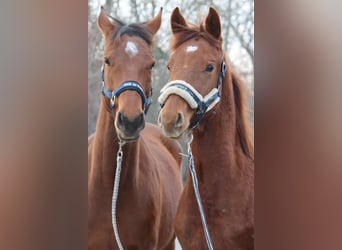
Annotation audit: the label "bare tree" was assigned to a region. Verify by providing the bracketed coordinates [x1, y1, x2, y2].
[130, 0, 140, 22]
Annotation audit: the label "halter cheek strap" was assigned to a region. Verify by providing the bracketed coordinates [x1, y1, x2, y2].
[158, 57, 227, 129]
[101, 66, 152, 114]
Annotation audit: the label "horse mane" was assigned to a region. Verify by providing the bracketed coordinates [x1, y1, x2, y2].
[230, 70, 254, 160]
[107, 15, 153, 45]
[170, 22, 222, 51]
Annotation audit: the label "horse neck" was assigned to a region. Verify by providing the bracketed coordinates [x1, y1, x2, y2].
[90, 101, 139, 188]
[191, 70, 242, 185]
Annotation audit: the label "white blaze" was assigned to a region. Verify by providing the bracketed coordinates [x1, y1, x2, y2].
[125, 41, 139, 58]
[186, 45, 198, 52]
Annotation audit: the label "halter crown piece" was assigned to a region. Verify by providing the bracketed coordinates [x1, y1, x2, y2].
[101, 66, 152, 114]
[158, 57, 227, 129]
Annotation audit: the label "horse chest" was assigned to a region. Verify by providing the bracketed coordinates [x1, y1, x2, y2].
[175, 183, 246, 249]
[88, 195, 159, 249]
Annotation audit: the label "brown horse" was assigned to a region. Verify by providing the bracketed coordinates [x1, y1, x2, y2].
[158, 7, 254, 249]
[88, 8, 182, 250]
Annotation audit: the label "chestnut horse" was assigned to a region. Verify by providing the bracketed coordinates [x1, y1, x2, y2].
[158, 7, 254, 249]
[88, 8, 182, 249]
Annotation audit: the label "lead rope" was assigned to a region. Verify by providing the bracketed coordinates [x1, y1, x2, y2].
[112, 140, 126, 250]
[185, 133, 214, 250]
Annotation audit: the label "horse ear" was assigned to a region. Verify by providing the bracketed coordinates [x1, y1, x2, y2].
[205, 7, 222, 40]
[145, 7, 163, 36]
[171, 7, 187, 34]
[97, 7, 116, 37]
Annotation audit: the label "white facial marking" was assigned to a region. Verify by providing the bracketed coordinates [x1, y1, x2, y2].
[125, 41, 139, 58]
[186, 45, 198, 53]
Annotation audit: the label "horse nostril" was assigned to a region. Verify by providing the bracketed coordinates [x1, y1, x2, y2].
[117, 112, 124, 129]
[135, 113, 144, 128]
[175, 113, 183, 128]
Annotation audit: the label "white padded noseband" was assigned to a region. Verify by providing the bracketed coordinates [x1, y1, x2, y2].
[158, 80, 220, 112]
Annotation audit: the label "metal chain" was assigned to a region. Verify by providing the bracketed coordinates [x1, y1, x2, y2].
[112, 140, 125, 250]
[185, 133, 214, 250]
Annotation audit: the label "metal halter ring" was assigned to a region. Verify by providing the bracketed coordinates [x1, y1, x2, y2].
[110, 95, 116, 107]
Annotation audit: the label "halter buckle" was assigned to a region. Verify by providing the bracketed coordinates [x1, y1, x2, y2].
[110, 95, 116, 107]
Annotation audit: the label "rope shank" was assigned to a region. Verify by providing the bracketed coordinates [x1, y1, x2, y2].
[186, 133, 214, 250]
[112, 141, 125, 250]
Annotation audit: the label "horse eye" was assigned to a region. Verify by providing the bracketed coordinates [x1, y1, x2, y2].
[205, 64, 214, 72]
[150, 62, 155, 69]
[167, 65, 170, 71]
[104, 57, 111, 66]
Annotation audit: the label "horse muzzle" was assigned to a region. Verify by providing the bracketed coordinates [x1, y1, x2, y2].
[158, 109, 187, 138]
[115, 112, 145, 141]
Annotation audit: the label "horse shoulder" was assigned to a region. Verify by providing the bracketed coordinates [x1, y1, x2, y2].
[141, 123, 182, 248]
[143, 123, 182, 166]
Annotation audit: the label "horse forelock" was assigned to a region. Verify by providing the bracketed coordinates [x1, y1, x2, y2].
[111, 21, 153, 46]
[170, 22, 222, 51]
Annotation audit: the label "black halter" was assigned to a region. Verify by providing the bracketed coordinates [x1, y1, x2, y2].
[190, 57, 226, 128]
[101, 66, 152, 114]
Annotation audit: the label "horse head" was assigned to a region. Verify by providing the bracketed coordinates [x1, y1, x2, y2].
[158, 7, 225, 138]
[98, 7, 162, 141]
